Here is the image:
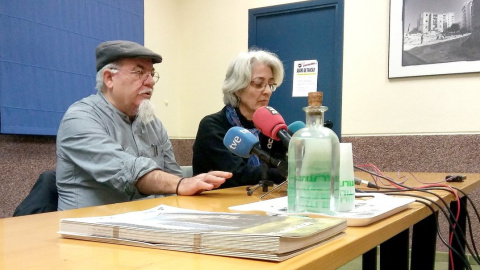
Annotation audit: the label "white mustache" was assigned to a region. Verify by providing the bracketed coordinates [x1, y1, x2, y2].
[139, 89, 153, 95]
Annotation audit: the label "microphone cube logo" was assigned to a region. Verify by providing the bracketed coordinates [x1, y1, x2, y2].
[228, 128, 250, 149]
[223, 126, 258, 158]
[265, 106, 279, 115]
[238, 128, 250, 134]
[228, 136, 241, 150]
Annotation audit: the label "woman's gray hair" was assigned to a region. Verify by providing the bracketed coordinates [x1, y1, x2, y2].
[95, 62, 121, 92]
[222, 49, 284, 107]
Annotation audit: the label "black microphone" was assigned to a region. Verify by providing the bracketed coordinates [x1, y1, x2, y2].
[324, 120, 333, 129]
[223, 127, 288, 178]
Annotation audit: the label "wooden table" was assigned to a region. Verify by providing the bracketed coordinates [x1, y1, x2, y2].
[1, 172, 479, 270]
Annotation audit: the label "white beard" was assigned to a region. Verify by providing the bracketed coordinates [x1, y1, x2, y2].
[137, 99, 156, 124]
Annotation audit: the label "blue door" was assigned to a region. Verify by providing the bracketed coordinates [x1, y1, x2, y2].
[249, 0, 344, 137]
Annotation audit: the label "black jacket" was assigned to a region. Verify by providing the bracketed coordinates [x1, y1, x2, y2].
[193, 106, 287, 188]
[14, 170, 57, 216]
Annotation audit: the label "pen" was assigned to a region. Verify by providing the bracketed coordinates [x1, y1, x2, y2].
[152, 144, 158, 156]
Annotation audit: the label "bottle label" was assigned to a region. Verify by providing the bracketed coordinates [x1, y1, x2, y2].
[289, 173, 332, 212]
[337, 179, 355, 211]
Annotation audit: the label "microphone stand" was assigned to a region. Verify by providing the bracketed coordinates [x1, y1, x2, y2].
[246, 163, 274, 196]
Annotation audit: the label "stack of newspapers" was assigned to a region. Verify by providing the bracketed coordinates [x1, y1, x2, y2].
[59, 204, 347, 261]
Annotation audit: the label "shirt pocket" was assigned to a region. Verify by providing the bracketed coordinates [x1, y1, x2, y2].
[144, 142, 166, 170]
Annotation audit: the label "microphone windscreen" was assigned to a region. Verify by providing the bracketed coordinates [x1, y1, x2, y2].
[223, 126, 258, 158]
[253, 106, 288, 140]
[288, 121, 306, 134]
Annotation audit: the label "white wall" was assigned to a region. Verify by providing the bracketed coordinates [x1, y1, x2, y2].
[145, 0, 480, 139]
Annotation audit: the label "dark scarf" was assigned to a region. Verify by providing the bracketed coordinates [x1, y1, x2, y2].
[225, 105, 261, 166]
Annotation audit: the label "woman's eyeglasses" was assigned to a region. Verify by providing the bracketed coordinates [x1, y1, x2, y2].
[250, 80, 277, 92]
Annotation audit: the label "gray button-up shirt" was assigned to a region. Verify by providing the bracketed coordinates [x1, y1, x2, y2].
[56, 93, 182, 210]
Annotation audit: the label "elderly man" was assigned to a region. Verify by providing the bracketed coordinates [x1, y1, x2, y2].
[56, 40, 231, 210]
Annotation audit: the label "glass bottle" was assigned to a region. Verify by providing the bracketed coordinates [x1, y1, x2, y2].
[287, 91, 340, 214]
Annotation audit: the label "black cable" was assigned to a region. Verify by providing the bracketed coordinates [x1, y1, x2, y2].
[353, 166, 480, 267]
[453, 188, 480, 226]
[449, 188, 480, 264]
[464, 208, 480, 265]
[354, 167, 468, 243]
[361, 189, 469, 261]
[383, 192, 472, 270]
[354, 169, 478, 268]
[412, 198, 462, 263]
[420, 187, 480, 264]
[364, 187, 471, 262]
[354, 166, 480, 267]
[359, 183, 468, 248]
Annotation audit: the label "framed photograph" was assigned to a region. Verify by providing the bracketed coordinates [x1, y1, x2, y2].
[389, 0, 480, 78]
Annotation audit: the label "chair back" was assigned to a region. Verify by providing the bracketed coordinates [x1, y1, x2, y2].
[13, 170, 58, 216]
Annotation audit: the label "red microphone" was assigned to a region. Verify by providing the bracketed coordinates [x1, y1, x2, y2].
[253, 106, 291, 147]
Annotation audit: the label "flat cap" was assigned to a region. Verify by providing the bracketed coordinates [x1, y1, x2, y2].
[95, 40, 162, 71]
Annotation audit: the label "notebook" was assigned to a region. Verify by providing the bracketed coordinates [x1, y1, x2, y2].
[229, 193, 415, 226]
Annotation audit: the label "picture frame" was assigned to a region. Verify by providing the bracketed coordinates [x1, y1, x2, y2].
[388, 0, 480, 78]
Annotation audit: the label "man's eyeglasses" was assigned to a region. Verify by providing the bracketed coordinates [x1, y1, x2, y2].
[250, 80, 277, 92]
[111, 68, 160, 83]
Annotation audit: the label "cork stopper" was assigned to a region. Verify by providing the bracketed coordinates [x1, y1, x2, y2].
[308, 91, 323, 107]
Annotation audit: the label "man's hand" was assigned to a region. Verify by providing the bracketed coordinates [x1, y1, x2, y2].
[177, 171, 232, 196]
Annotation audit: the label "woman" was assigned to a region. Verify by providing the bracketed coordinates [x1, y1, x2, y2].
[192, 49, 286, 188]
